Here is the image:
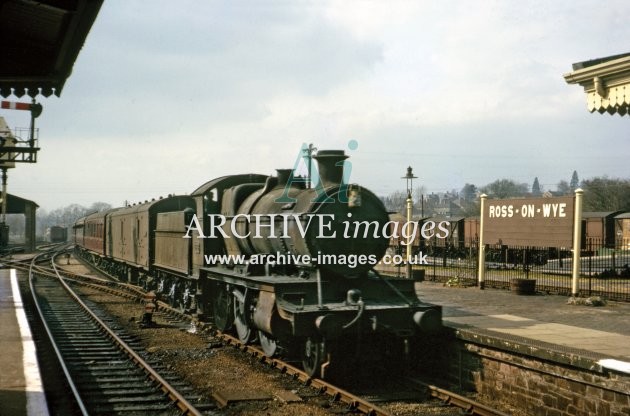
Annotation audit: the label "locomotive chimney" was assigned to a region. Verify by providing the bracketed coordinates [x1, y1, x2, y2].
[313, 150, 348, 188]
[275, 169, 292, 187]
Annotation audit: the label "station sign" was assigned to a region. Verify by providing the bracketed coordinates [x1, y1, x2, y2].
[483, 196, 575, 247]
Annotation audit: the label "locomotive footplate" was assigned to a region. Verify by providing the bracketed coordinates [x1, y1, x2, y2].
[202, 266, 443, 339]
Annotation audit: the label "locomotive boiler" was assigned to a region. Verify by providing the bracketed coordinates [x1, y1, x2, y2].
[222, 150, 389, 277]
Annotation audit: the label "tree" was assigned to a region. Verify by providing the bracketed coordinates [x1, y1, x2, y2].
[35, 202, 112, 237]
[532, 177, 542, 196]
[557, 180, 570, 195]
[412, 185, 427, 205]
[461, 183, 477, 201]
[570, 170, 579, 191]
[90, 202, 113, 212]
[412, 186, 428, 216]
[581, 177, 630, 211]
[381, 191, 407, 214]
[480, 179, 528, 199]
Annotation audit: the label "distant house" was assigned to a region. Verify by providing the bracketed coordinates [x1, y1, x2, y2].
[427, 192, 466, 217]
[542, 190, 565, 198]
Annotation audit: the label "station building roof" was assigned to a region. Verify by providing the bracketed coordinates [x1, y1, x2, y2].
[564, 52, 630, 116]
[0, 0, 103, 98]
[1, 193, 38, 213]
[582, 211, 623, 219]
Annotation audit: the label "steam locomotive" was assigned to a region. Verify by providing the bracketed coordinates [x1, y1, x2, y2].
[74, 150, 442, 377]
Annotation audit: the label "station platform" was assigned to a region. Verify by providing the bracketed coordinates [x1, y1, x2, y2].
[416, 281, 630, 374]
[0, 268, 49, 416]
[4, 253, 37, 262]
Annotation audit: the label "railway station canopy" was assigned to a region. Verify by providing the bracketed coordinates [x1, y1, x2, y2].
[1, 192, 38, 214]
[0, 193, 37, 251]
[564, 52, 630, 116]
[0, 0, 103, 98]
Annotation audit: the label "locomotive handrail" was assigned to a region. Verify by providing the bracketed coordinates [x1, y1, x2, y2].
[372, 269, 415, 306]
[342, 298, 364, 329]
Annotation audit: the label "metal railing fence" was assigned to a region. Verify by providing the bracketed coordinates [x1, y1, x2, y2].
[381, 238, 630, 302]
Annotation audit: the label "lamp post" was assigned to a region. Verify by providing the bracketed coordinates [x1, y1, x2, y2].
[402, 166, 417, 278]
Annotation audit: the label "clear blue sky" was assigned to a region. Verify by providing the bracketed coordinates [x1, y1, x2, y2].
[2, 0, 629, 211]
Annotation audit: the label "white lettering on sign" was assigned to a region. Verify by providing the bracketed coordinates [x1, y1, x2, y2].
[521, 204, 535, 218]
[542, 203, 567, 218]
[488, 202, 568, 219]
[488, 205, 514, 218]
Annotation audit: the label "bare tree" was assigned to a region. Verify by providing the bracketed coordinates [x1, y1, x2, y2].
[461, 183, 478, 201]
[36, 202, 112, 236]
[582, 177, 630, 211]
[381, 190, 407, 213]
[557, 180, 570, 195]
[480, 179, 528, 199]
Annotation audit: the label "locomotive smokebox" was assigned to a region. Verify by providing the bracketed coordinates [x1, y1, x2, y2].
[229, 149, 389, 277]
[313, 150, 348, 188]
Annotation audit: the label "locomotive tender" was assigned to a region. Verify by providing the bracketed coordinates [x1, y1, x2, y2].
[74, 150, 442, 377]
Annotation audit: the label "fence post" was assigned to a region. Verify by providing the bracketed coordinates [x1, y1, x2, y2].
[588, 239, 592, 296]
[443, 246, 447, 268]
[571, 189, 583, 297]
[478, 194, 487, 290]
[523, 247, 530, 278]
[432, 240, 436, 281]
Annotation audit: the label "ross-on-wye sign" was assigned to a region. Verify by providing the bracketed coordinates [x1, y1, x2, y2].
[483, 196, 575, 247]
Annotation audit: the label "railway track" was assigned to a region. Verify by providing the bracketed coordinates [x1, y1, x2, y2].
[73, 252, 512, 415]
[22, 248, 214, 415]
[9, 249, 512, 415]
[136, 305, 513, 416]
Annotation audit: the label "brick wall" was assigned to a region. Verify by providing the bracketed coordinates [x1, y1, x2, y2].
[434, 340, 630, 416]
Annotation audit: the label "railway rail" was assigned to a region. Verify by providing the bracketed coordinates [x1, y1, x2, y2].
[404, 378, 511, 416]
[60, 250, 512, 416]
[147, 303, 512, 416]
[210, 333, 511, 416]
[4, 248, 511, 415]
[21, 248, 213, 415]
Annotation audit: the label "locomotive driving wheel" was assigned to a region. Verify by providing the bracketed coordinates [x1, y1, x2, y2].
[233, 289, 255, 344]
[258, 331, 278, 357]
[171, 281, 191, 313]
[301, 337, 325, 378]
[212, 283, 233, 331]
[176, 285, 191, 314]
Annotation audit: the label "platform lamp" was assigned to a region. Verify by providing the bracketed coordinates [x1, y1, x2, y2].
[402, 166, 417, 278]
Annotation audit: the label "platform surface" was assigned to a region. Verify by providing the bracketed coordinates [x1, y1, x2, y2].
[416, 280, 630, 373]
[0, 268, 49, 416]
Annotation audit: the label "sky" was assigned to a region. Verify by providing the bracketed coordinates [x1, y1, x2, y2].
[2, 0, 629, 212]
